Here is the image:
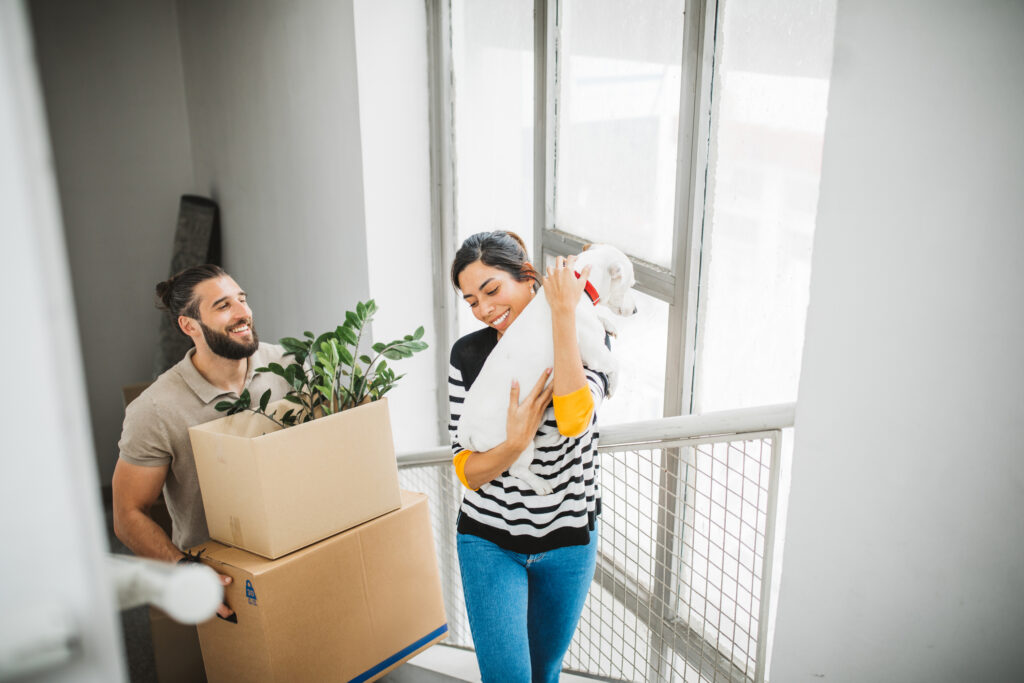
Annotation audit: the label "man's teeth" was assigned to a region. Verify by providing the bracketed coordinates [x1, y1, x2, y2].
[230, 324, 250, 333]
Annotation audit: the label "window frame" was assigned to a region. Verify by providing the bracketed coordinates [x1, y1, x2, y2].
[428, 0, 719, 435]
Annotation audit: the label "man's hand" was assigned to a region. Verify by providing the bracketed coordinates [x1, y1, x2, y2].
[215, 573, 235, 620]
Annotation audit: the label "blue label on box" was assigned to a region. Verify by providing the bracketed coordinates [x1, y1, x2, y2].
[245, 579, 258, 606]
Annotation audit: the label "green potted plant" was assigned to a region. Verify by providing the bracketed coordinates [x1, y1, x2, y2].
[214, 299, 428, 426]
[188, 299, 430, 559]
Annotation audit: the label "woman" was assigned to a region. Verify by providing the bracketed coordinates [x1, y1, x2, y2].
[448, 230, 608, 682]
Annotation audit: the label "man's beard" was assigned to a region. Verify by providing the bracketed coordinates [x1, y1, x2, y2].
[199, 319, 260, 360]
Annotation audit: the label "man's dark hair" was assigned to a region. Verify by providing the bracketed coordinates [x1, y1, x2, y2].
[155, 264, 227, 321]
[450, 231, 537, 291]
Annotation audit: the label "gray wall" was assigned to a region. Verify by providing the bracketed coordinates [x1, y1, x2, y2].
[30, 0, 440, 484]
[176, 0, 370, 341]
[29, 0, 195, 485]
[771, 2, 1024, 680]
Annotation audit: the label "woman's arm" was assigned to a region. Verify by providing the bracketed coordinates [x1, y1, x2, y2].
[543, 255, 590, 395]
[542, 255, 597, 436]
[459, 369, 554, 489]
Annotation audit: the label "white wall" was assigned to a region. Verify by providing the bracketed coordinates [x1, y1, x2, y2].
[771, 2, 1024, 681]
[176, 0, 371, 342]
[29, 0, 195, 485]
[352, 0, 439, 450]
[1, 2, 124, 679]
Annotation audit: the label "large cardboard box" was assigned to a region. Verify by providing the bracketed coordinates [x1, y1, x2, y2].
[189, 398, 401, 559]
[193, 491, 447, 683]
[149, 607, 206, 682]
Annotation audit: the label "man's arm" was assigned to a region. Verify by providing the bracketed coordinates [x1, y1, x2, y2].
[112, 459, 235, 619]
[111, 459, 181, 562]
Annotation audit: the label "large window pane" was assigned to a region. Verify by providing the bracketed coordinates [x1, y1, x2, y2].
[692, 0, 836, 412]
[451, 0, 534, 338]
[552, 0, 685, 267]
[598, 289, 668, 425]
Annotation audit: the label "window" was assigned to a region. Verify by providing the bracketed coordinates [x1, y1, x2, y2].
[437, 0, 834, 422]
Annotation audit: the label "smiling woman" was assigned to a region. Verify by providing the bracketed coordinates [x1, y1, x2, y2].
[445, 230, 609, 683]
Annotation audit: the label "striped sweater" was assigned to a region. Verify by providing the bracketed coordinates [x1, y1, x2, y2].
[449, 327, 607, 554]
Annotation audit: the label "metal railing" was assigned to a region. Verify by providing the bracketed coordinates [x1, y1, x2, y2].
[396, 403, 794, 683]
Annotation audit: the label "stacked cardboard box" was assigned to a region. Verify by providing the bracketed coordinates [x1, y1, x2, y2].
[189, 398, 402, 559]
[188, 399, 446, 682]
[191, 491, 446, 682]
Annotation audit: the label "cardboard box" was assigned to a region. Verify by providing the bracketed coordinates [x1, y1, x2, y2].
[189, 398, 401, 559]
[149, 607, 206, 682]
[193, 490, 447, 683]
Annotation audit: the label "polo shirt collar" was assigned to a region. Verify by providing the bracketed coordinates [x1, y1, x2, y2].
[175, 347, 258, 405]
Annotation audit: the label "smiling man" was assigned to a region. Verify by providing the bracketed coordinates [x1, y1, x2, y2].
[113, 264, 289, 618]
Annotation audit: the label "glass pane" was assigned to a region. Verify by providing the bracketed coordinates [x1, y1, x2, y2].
[598, 289, 669, 425]
[552, 0, 685, 267]
[538, 254, 667, 424]
[692, 0, 837, 412]
[451, 0, 534, 337]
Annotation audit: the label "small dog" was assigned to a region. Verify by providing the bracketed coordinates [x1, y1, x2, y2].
[458, 244, 638, 495]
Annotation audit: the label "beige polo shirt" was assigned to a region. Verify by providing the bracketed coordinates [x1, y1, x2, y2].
[118, 343, 290, 551]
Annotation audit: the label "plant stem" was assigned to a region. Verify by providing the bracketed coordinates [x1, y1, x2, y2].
[348, 319, 367, 407]
[241, 407, 288, 429]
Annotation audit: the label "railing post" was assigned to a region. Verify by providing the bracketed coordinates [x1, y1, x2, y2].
[754, 430, 784, 683]
[645, 445, 684, 682]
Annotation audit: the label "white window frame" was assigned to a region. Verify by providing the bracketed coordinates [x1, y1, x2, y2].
[427, 0, 720, 435]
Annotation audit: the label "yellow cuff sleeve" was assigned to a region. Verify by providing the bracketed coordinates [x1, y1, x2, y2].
[552, 385, 595, 437]
[452, 449, 478, 490]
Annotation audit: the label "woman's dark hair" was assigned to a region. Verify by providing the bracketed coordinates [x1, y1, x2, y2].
[450, 231, 537, 291]
[155, 264, 227, 319]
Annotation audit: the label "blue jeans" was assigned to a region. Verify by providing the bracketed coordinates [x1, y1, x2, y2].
[457, 527, 598, 683]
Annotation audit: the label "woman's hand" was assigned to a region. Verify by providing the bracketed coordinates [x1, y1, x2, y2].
[506, 368, 554, 451]
[543, 254, 592, 318]
[543, 255, 590, 395]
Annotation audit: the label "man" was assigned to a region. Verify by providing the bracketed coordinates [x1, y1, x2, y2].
[113, 264, 289, 618]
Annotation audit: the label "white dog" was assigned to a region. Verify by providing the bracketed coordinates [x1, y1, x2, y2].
[457, 244, 638, 495]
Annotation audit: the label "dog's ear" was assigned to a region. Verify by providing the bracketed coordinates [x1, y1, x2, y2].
[609, 263, 623, 280]
[581, 243, 592, 251]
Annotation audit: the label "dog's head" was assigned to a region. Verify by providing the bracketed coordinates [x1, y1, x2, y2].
[576, 244, 638, 318]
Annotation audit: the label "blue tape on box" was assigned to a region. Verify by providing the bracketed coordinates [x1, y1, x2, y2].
[348, 624, 450, 683]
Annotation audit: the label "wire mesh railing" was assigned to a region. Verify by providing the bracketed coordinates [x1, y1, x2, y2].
[397, 403, 793, 682]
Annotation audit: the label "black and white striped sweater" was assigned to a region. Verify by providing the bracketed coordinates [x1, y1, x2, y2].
[449, 327, 606, 554]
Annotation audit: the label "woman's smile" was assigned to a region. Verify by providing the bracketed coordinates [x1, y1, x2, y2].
[489, 309, 512, 330]
[458, 260, 536, 337]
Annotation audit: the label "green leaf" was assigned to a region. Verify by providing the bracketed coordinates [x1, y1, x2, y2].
[413, 326, 424, 340]
[284, 394, 303, 405]
[303, 330, 314, 339]
[383, 349, 404, 361]
[345, 311, 360, 329]
[259, 389, 271, 413]
[214, 401, 235, 412]
[338, 325, 358, 346]
[339, 346, 354, 366]
[356, 301, 367, 319]
[359, 354, 372, 365]
[371, 342, 385, 353]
